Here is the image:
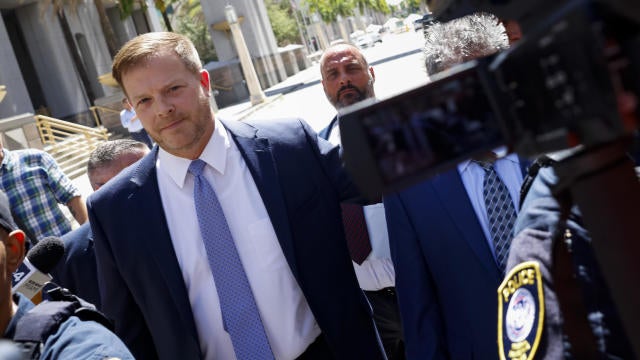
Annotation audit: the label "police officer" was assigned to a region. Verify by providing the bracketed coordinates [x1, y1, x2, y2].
[497, 159, 635, 359]
[0, 189, 134, 359]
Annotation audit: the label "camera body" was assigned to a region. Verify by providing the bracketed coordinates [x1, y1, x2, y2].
[339, 0, 640, 199]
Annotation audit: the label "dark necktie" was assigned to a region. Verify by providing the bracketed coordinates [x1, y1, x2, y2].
[476, 160, 517, 272]
[341, 203, 372, 265]
[189, 159, 274, 360]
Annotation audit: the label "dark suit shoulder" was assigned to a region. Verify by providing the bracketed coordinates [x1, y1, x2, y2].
[53, 222, 101, 307]
[241, 117, 317, 142]
[61, 222, 93, 255]
[87, 149, 156, 207]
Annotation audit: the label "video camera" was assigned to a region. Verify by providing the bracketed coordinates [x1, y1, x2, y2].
[339, 0, 640, 199]
[338, 0, 640, 356]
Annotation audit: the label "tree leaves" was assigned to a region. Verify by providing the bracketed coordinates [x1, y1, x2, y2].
[303, 0, 389, 23]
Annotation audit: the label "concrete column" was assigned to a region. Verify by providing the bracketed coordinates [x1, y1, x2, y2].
[313, 21, 329, 50]
[337, 16, 349, 43]
[226, 5, 265, 105]
[144, 0, 164, 32]
[202, 0, 286, 89]
[0, 14, 34, 118]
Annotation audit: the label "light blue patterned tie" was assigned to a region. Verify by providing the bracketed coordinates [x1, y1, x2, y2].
[189, 159, 274, 360]
[476, 160, 517, 272]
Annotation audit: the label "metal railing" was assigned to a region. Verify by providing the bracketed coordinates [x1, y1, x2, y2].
[89, 105, 120, 127]
[35, 115, 110, 179]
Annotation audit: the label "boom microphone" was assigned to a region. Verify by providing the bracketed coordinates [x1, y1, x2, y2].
[11, 237, 65, 299]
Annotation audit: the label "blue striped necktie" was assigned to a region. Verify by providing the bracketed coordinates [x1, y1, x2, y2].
[189, 159, 274, 360]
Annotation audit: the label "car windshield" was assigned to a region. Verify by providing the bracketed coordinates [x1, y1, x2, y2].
[350, 31, 365, 41]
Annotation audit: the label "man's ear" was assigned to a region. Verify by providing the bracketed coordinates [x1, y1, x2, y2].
[6, 230, 25, 274]
[200, 70, 211, 95]
[369, 67, 375, 82]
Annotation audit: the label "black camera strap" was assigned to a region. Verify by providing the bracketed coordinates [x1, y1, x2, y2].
[550, 190, 598, 360]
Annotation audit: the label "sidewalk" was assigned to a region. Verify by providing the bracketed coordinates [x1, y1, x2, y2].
[216, 62, 321, 121]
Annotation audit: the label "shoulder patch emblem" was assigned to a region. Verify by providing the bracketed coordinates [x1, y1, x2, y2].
[498, 261, 544, 360]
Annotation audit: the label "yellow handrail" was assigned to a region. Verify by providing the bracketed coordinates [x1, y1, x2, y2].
[89, 105, 120, 128]
[35, 115, 109, 144]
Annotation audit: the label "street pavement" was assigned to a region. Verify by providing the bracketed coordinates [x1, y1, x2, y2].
[70, 31, 430, 208]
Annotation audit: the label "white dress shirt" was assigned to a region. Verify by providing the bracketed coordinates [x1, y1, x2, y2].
[119, 108, 144, 132]
[328, 124, 395, 291]
[156, 118, 320, 360]
[457, 151, 524, 262]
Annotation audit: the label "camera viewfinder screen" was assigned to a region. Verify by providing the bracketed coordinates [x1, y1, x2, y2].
[357, 68, 504, 185]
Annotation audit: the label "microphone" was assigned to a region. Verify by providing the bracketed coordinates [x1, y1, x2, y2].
[0, 340, 23, 360]
[11, 237, 65, 299]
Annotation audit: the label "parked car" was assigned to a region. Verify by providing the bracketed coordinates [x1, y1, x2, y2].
[404, 13, 423, 29]
[366, 24, 383, 34]
[383, 17, 407, 33]
[350, 30, 382, 49]
[414, 13, 435, 32]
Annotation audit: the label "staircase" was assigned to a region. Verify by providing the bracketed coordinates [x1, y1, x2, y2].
[35, 115, 111, 179]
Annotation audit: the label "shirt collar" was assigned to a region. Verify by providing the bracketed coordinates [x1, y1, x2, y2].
[457, 146, 516, 174]
[158, 117, 230, 188]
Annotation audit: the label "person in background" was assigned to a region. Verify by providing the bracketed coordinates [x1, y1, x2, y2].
[383, 13, 527, 359]
[502, 162, 635, 360]
[502, 89, 639, 360]
[0, 137, 87, 244]
[119, 98, 153, 149]
[89, 32, 385, 359]
[0, 189, 134, 359]
[319, 43, 405, 360]
[52, 139, 149, 308]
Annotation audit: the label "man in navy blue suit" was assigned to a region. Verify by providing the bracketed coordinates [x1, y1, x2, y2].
[383, 14, 526, 359]
[88, 32, 384, 360]
[52, 139, 149, 307]
[319, 43, 405, 360]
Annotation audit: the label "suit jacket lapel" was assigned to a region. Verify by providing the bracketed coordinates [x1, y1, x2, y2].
[129, 148, 200, 346]
[221, 120, 300, 279]
[518, 155, 531, 177]
[432, 171, 501, 279]
[318, 115, 338, 140]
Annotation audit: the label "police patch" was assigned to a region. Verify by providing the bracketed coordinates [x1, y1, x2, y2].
[497, 261, 544, 360]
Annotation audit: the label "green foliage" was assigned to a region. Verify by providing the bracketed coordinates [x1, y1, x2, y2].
[266, 0, 301, 46]
[304, 0, 354, 23]
[121, 0, 215, 62]
[118, 0, 137, 19]
[118, 0, 154, 19]
[404, 0, 421, 13]
[374, 0, 391, 14]
[175, 12, 217, 63]
[303, 0, 389, 23]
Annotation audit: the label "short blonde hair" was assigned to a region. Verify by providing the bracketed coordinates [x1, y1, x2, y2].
[112, 32, 202, 89]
